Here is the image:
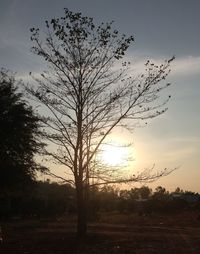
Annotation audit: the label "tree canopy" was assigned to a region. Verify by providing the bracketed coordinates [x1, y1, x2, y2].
[0, 69, 45, 193]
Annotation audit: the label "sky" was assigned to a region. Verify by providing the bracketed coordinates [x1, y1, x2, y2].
[0, 0, 200, 192]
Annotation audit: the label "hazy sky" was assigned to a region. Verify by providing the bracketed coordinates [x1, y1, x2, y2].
[0, 0, 200, 192]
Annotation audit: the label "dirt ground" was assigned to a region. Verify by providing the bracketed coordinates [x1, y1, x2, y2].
[0, 212, 200, 254]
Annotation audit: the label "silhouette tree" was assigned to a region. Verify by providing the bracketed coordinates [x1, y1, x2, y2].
[27, 9, 174, 238]
[0, 69, 45, 194]
[138, 186, 152, 199]
[153, 186, 169, 200]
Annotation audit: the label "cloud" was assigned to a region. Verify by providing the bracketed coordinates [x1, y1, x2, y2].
[128, 53, 200, 77]
[171, 56, 200, 76]
[123, 47, 200, 77]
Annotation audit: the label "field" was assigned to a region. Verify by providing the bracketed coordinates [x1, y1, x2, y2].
[0, 212, 200, 254]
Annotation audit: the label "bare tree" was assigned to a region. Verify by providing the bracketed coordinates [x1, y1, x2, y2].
[27, 9, 175, 238]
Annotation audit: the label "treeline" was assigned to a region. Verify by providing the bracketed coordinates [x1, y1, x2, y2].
[88, 185, 200, 218]
[1, 182, 199, 220]
[0, 181, 75, 219]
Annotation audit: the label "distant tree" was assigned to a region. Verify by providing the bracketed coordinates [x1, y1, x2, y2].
[129, 188, 140, 200]
[138, 186, 152, 199]
[155, 186, 166, 194]
[32, 181, 75, 217]
[27, 9, 175, 238]
[119, 189, 130, 200]
[153, 186, 169, 200]
[99, 186, 119, 211]
[0, 69, 45, 194]
[174, 187, 183, 194]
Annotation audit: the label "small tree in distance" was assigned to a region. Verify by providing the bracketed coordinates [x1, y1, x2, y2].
[27, 9, 175, 238]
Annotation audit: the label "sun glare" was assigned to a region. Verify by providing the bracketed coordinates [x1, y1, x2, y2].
[99, 142, 130, 167]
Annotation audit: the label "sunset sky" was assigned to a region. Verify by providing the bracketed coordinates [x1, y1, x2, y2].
[0, 0, 200, 192]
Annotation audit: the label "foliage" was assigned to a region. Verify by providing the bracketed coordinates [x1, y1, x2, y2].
[0, 69, 45, 193]
[1, 183, 199, 219]
[0, 181, 75, 219]
[87, 185, 200, 215]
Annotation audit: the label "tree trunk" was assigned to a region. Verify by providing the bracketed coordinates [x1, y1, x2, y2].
[76, 183, 87, 240]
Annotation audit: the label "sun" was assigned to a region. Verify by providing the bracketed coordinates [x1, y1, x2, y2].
[99, 142, 130, 167]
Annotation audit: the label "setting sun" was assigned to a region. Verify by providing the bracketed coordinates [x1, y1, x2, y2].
[98, 142, 131, 167]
